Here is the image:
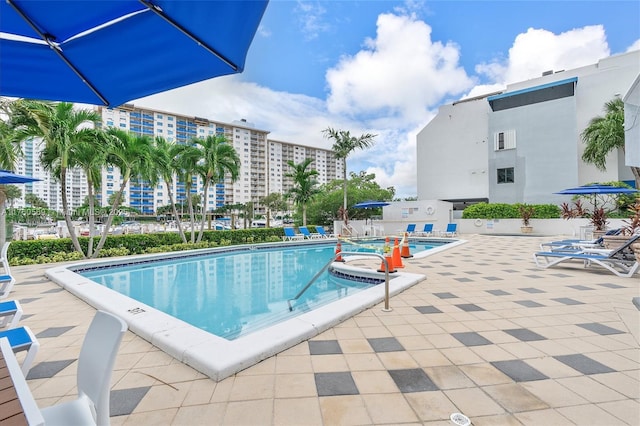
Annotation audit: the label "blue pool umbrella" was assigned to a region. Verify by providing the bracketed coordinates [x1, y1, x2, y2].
[353, 201, 391, 209]
[0, 170, 40, 184]
[0, 0, 269, 107]
[554, 184, 638, 195]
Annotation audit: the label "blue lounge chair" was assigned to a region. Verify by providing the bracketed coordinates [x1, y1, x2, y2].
[417, 223, 434, 237]
[533, 235, 639, 278]
[441, 223, 458, 237]
[0, 326, 39, 374]
[403, 224, 416, 235]
[299, 226, 322, 239]
[0, 242, 16, 299]
[315, 226, 334, 238]
[540, 228, 621, 251]
[283, 227, 304, 241]
[0, 300, 22, 328]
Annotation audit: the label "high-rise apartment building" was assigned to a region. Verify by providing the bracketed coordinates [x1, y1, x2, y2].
[15, 104, 341, 217]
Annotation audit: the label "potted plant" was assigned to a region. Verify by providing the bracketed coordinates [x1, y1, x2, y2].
[619, 201, 640, 261]
[589, 207, 609, 238]
[517, 204, 535, 233]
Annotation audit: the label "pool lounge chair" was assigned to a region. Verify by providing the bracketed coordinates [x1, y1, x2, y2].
[315, 226, 334, 238]
[0, 326, 39, 375]
[533, 234, 640, 278]
[283, 227, 304, 241]
[416, 223, 434, 237]
[0, 242, 16, 299]
[0, 300, 23, 328]
[540, 228, 621, 251]
[299, 226, 322, 239]
[403, 224, 417, 235]
[440, 223, 458, 237]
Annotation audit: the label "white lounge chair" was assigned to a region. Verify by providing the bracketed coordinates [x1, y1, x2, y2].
[0, 325, 39, 375]
[0, 242, 16, 299]
[0, 299, 23, 328]
[40, 311, 128, 426]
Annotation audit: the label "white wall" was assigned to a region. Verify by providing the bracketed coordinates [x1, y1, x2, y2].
[624, 74, 640, 168]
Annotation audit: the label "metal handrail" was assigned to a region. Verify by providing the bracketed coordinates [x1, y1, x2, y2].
[287, 251, 392, 312]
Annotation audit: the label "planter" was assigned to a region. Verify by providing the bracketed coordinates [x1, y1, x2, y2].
[520, 226, 533, 234]
[602, 235, 631, 249]
[593, 230, 607, 240]
[632, 242, 640, 263]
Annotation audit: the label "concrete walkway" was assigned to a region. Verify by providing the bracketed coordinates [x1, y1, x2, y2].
[8, 234, 639, 425]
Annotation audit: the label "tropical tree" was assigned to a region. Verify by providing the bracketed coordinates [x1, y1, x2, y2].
[173, 143, 202, 243]
[285, 158, 320, 226]
[92, 128, 153, 257]
[4, 185, 22, 208]
[322, 128, 376, 223]
[150, 136, 187, 242]
[24, 192, 47, 208]
[11, 100, 100, 254]
[193, 135, 240, 242]
[261, 192, 288, 227]
[582, 98, 640, 188]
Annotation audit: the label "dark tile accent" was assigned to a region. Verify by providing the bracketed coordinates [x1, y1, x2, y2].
[598, 283, 626, 289]
[388, 368, 438, 393]
[438, 272, 455, 276]
[36, 326, 75, 338]
[18, 298, 40, 304]
[17, 279, 50, 285]
[515, 300, 545, 308]
[523, 275, 544, 279]
[552, 298, 584, 305]
[503, 269, 519, 273]
[503, 328, 547, 342]
[491, 360, 548, 382]
[568, 285, 594, 291]
[451, 332, 492, 346]
[454, 303, 485, 312]
[315, 372, 359, 396]
[577, 323, 624, 335]
[41, 288, 64, 294]
[553, 354, 615, 375]
[474, 263, 490, 266]
[110, 387, 151, 416]
[464, 271, 481, 275]
[21, 314, 34, 321]
[434, 292, 457, 299]
[368, 337, 404, 352]
[519, 288, 545, 294]
[309, 340, 342, 355]
[482, 276, 503, 281]
[487, 289, 511, 296]
[414, 306, 442, 314]
[26, 359, 75, 380]
[550, 273, 572, 278]
[442, 264, 456, 268]
[454, 277, 473, 282]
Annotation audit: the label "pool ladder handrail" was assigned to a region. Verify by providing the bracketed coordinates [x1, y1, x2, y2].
[287, 251, 392, 312]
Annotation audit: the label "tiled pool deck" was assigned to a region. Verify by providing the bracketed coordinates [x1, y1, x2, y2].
[8, 234, 639, 425]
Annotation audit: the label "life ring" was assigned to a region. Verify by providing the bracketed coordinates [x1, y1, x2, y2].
[426, 205, 435, 215]
[474, 219, 483, 227]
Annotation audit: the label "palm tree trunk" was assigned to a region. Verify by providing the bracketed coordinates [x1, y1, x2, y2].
[342, 158, 348, 224]
[87, 182, 95, 258]
[187, 184, 195, 243]
[197, 180, 209, 243]
[631, 166, 640, 190]
[166, 178, 187, 243]
[302, 204, 307, 226]
[0, 192, 7, 244]
[60, 168, 85, 256]
[92, 181, 127, 258]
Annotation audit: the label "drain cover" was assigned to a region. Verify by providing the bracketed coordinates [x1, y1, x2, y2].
[450, 412, 471, 426]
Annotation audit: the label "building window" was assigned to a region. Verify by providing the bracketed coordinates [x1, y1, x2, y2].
[494, 130, 516, 150]
[497, 167, 514, 184]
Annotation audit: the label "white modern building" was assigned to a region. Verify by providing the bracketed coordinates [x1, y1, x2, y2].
[417, 50, 640, 209]
[15, 104, 341, 217]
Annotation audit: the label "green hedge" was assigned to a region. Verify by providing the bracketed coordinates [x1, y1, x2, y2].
[461, 203, 560, 219]
[7, 227, 289, 264]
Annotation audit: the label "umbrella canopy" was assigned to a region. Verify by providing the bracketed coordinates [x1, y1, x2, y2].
[0, 0, 269, 107]
[555, 184, 638, 195]
[353, 201, 391, 209]
[0, 170, 40, 184]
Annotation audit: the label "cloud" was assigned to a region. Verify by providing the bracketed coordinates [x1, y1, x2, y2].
[294, 0, 330, 40]
[476, 25, 610, 85]
[627, 40, 640, 52]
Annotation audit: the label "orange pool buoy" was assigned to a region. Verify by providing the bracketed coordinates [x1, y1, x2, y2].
[392, 237, 404, 268]
[401, 232, 413, 258]
[335, 238, 345, 262]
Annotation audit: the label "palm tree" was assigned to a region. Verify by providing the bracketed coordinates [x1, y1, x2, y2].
[173, 143, 202, 243]
[11, 100, 100, 255]
[93, 128, 153, 257]
[322, 128, 376, 222]
[192, 135, 240, 242]
[582, 98, 640, 188]
[285, 158, 320, 226]
[150, 136, 187, 243]
[0, 103, 23, 243]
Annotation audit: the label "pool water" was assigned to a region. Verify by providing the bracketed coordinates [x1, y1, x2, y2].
[78, 239, 446, 340]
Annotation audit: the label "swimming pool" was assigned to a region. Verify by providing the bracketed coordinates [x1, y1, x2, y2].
[46, 237, 464, 380]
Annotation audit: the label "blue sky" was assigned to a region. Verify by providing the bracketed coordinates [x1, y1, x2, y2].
[137, 0, 640, 198]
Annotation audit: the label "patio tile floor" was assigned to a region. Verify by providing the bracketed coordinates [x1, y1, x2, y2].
[7, 234, 640, 425]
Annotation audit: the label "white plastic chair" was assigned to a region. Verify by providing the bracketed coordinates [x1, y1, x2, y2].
[40, 310, 128, 426]
[0, 242, 16, 299]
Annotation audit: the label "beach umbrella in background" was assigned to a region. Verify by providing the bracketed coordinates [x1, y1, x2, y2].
[0, 170, 40, 243]
[0, 0, 269, 107]
[353, 201, 391, 209]
[555, 184, 639, 210]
